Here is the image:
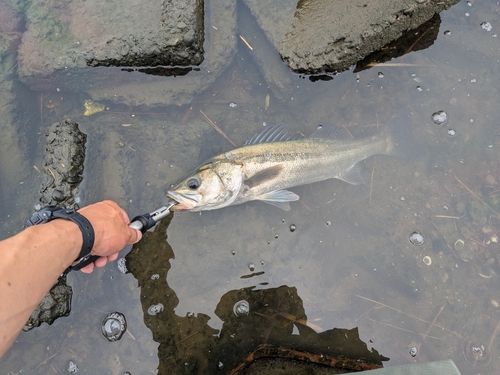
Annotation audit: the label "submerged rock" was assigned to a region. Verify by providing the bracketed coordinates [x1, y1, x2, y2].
[24, 275, 72, 331]
[18, 0, 204, 90]
[25, 120, 87, 330]
[38, 120, 86, 209]
[280, 0, 460, 73]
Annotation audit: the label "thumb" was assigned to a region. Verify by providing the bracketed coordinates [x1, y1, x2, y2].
[127, 228, 142, 244]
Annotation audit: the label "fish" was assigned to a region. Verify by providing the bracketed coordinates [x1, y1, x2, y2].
[167, 112, 415, 211]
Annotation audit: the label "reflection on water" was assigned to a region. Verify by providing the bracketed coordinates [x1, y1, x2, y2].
[125, 218, 388, 373]
[1, 0, 500, 374]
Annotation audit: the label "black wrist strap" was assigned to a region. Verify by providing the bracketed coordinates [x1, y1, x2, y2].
[24, 206, 96, 273]
[51, 209, 95, 269]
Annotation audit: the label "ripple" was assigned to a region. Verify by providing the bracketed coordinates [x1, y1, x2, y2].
[431, 110, 447, 125]
[409, 231, 424, 246]
[233, 300, 250, 316]
[101, 312, 127, 342]
[462, 339, 494, 369]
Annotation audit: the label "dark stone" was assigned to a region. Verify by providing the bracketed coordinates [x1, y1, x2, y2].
[25, 120, 87, 330]
[18, 0, 205, 91]
[280, 0, 460, 74]
[24, 275, 72, 331]
[38, 120, 86, 209]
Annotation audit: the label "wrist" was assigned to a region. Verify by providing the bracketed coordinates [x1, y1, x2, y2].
[24, 206, 96, 272]
[48, 219, 83, 263]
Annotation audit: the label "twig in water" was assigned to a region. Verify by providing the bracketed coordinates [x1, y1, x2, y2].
[199, 110, 236, 147]
[239, 35, 254, 50]
[434, 215, 462, 219]
[421, 304, 445, 341]
[369, 157, 376, 204]
[454, 174, 499, 216]
[356, 295, 464, 339]
[35, 351, 59, 370]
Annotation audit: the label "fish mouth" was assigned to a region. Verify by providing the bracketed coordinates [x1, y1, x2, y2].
[166, 191, 200, 210]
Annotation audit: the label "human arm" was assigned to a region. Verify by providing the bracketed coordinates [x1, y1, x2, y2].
[0, 200, 141, 358]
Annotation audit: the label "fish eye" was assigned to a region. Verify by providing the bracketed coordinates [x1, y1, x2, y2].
[187, 177, 200, 190]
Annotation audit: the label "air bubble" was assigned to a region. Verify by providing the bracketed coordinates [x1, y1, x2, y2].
[150, 274, 160, 280]
[248, 263, 255, 271]
[101, 312, 127, 342]
[326, 220, 332, 226]
[378, 72, 384, 78]
[431, 110, 447, 125]
[68, 360, 79, 374]
[409, 232, 424, 246]
[481, 22, 492, 32]
[444, 30, 451, 36]
[233, 300, 250, 316]
[409, 346, 418, 357]
[290, 224, 296, 232]
[117, 258, 127, 274]
[416, 86, 422, 92]
[229, 102, 237, 108]
[447, 129, 456, 136]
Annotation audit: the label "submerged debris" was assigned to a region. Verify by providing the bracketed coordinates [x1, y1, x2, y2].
[83, 99, 105, 116]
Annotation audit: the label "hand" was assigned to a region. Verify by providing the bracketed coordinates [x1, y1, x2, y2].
[77, 200, 142, 273]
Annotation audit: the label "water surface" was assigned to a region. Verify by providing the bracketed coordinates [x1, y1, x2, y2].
[1, 0, 500, 374]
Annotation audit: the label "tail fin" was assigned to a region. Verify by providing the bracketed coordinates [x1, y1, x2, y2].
[384, 109, 420, 159]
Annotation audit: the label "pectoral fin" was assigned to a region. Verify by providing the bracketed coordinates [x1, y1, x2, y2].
[257, 189, 299, 211]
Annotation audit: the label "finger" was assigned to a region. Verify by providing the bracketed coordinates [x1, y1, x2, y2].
[94, 256, 107, 268]
[80, 263, 94, 274]
[108, 253, 119, 262]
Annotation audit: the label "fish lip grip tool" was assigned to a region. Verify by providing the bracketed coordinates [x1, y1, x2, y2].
[69, 199, 177, 272]
[129, 199, 176, 234]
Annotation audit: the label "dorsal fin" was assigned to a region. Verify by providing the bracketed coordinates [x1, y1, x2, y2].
[245, 121, 303, 145]
[308, 124, 351, 140]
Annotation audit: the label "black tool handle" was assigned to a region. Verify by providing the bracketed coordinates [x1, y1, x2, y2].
[130, 213, 157, 234]
[69, 255, 100, 271]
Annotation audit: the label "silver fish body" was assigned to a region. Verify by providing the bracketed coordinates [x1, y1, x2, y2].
[167, 114, 413, 211]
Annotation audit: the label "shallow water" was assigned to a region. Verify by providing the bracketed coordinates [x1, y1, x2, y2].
[1, 0, 500, 374]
